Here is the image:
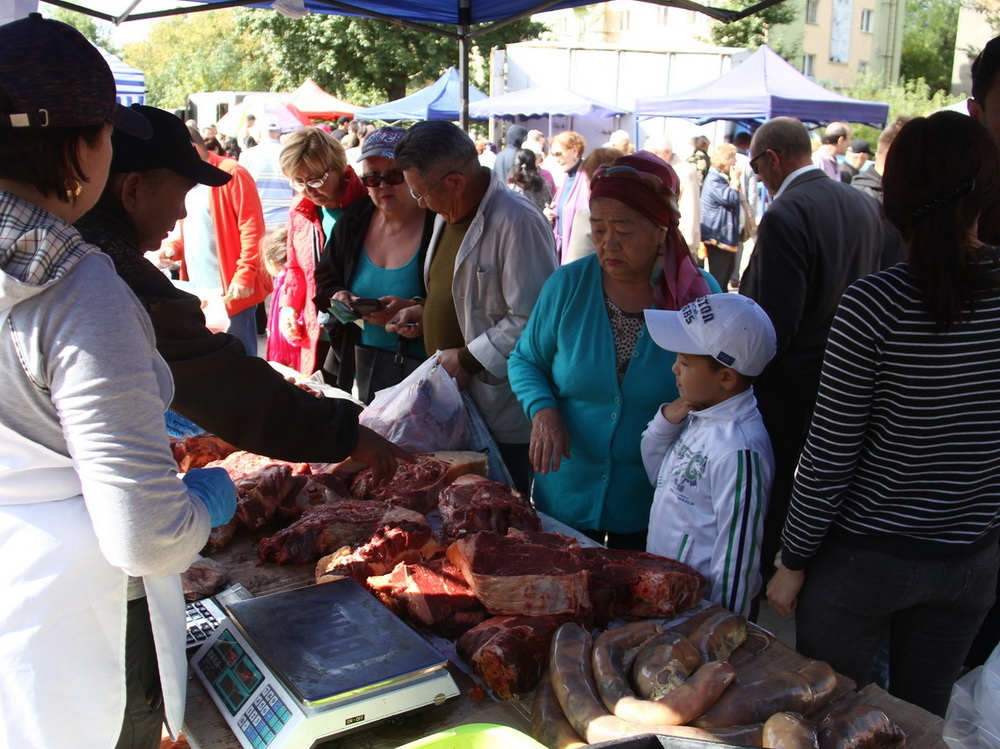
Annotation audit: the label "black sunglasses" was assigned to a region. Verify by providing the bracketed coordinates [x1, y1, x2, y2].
[749, 148, 781, 175]
[360, 169, 406, 188]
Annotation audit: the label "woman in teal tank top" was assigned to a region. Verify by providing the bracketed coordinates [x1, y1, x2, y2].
[314, 127, 436, 403]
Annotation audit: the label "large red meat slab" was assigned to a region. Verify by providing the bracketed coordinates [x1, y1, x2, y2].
[446, 530, 591, 617]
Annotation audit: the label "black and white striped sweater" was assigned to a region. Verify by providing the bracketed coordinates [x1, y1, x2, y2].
[781, 258, 1000, 570]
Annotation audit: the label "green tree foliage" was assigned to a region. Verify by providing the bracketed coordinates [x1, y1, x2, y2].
[235, 8, 546, 105]
[707, 0, 799, 59]
[121, 10, 273, 109]
[44, 5, 116, 52]
[963, 0, 1000, 33]
[839, 70, 965, 144]
[900, 0, 959, 93]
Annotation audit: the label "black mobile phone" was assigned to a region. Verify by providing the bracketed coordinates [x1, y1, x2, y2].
[350, 298, 386, 316]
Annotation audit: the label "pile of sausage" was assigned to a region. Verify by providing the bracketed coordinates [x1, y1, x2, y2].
[531, 612, 907, 748]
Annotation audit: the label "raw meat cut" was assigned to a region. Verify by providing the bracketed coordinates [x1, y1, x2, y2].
[367, 557, 488, 638]
[171, 434, 237, 472]
[257, 501, 427, 565]
[446, 531, 591, 617]
[581, 546, 705, 623]
[204, 519, 237, 553]
[437, 474, 540, 542]
[314, 521, 444, 584]
[457, 614, 571, 700]
[181, 557, 230, 601]
[350, 451, 488, 513]
[233, 464, 309, 530]
[208, 450, 311, 479]
[284, 472, 350, 517]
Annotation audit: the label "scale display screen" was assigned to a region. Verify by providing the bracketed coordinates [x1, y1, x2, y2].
[198, 630, 266, 715]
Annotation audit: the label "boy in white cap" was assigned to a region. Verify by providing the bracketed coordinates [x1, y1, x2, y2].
[642, 293, 776, 617]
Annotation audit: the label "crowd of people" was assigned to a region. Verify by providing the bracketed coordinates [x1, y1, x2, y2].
[1, 10, 999, 745]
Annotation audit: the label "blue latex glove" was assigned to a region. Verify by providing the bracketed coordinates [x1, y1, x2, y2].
[182, 467, 237, 528]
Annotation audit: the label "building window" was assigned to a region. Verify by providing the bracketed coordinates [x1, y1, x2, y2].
[860, 8, 873, 33]
[806, 0, 819, 24]
[803, 54, 816, 78]
[617, 10, 630, 31]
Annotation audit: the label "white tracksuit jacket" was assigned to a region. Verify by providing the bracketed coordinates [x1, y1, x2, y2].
[642, 388, 774, 617]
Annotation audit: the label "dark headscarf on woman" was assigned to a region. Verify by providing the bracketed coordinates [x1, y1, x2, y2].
[589, 151, 710, 310]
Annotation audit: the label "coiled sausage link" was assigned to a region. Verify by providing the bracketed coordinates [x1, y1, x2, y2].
[549, 622, 762, 746]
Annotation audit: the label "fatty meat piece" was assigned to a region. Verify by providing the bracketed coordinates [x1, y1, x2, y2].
[446, 530, 591, 617]
[350, 452, 488, 513]
[367, 556, 488, 638]
[314, 520, 444, 584]
[581, 545, 706, 623]
[171, 434, 238, 472]
[457, 614, 571, 700]
[208, 450, 311, 478]
[437, 474, 541, 542]
[181, 557, 230, 602]
[257, 501, 427, 565]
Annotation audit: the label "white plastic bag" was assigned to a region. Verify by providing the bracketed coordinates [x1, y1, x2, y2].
[359, 353, 470, 452]
[944, 642, 1000, 748]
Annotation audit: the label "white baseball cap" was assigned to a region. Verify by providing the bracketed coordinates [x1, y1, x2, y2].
[644, 294, 777, 376]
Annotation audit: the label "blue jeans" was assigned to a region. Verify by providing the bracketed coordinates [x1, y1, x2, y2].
[227, 305, 258, 357]
[795, 537, 999, 716]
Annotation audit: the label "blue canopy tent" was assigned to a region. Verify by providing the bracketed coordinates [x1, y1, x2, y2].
[54, 0, 791, 126]
[354, 67, 487, 122]
[95, 45, 145, 106]
[634, 45, 889, 128]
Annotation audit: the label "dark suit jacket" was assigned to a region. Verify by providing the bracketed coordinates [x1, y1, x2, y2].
[741, 167, 881, 399]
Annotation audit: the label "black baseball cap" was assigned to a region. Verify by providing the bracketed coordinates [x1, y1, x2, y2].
[847, 139, 873, 156]
[0, 13, 150, 139]
[111, 105, 231, 187]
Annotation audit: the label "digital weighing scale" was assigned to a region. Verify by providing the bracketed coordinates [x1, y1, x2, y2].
[190, 578, 460, 749]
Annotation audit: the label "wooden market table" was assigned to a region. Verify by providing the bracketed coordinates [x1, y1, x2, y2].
[180, 530, 948, 749]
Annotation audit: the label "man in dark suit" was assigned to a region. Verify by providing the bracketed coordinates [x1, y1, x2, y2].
[740, 116, 881, 590]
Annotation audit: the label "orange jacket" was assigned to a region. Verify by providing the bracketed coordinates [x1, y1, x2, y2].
[164, 153, 271, 317]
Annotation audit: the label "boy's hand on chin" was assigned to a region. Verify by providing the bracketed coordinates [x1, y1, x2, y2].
[662, 398, 696, 424]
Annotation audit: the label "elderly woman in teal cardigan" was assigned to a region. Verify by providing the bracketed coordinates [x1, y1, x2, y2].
[509, 152, 720, 550]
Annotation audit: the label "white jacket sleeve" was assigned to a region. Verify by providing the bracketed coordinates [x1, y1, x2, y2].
[45, 256, 211, 576]
[707, 447, 772, 617]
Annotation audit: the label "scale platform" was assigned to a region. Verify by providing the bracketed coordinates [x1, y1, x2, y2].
[190, 578, 460, 749]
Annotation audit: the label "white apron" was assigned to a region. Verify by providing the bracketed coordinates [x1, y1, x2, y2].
[0, 420, 188, 748]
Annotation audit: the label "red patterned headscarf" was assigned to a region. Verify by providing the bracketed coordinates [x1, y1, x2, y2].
[590, 152, 709, 310]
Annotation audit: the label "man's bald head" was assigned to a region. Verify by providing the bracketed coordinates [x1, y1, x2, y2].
[751, 117, 812, 160]
[749, 117, 813, 193]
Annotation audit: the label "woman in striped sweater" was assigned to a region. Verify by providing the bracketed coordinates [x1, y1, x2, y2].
[766, 111, 1000, 716]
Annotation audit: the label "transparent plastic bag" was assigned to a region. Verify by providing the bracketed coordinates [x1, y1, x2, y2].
[944, 642, 1000, 748]
[359, 353, 470, 453]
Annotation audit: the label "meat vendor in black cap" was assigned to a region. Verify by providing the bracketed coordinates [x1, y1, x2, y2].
[75, 105, 409, 479]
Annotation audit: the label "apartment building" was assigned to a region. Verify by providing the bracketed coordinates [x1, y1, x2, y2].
[537, 0, 905, 89]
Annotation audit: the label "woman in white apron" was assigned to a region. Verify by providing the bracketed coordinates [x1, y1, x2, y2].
[0, 15, 237, 748]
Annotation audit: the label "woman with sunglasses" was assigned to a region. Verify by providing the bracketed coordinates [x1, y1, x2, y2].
[278, 127, 367, 379]
[543, 130, 588, 264]
[314, 126, 435, 403]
